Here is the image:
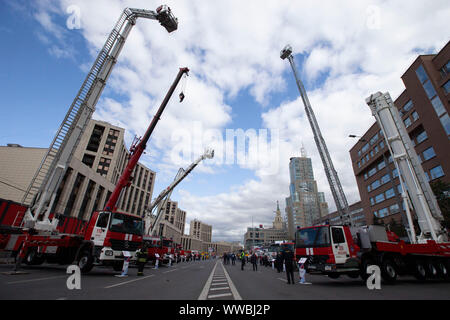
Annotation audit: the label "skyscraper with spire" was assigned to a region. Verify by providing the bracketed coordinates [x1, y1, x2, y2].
[285, 147, 329, 239]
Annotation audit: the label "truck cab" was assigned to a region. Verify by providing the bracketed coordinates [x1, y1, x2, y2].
[295, 225, 360, 277]
[80, 210, 143, 272]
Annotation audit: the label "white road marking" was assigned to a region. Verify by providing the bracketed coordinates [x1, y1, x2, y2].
[208, 293, 232, 299]
[104, 275, 154, 289]
[277, 278, 287, 282]
[163, 269, 178, 273]
[198, 261, 218, 300]
[7, 275, 67, 285]
[220, 261, 242, 300]
[210, 287, 230, 291]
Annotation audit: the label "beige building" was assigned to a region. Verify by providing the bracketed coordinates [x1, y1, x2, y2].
[0, 119, 156, 221]
[244, 203, 289, 249]
[190, 219, 212, 243]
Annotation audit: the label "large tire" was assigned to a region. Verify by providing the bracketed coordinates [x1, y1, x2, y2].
[380, 259, 397, 284]
[24, 248, 44, 266]
[436, 260, 448, 280]
[78, 251, 94, 274]
[413, 260, 427, 281]
[425, 260, 438, 279]
[360, 258, 375, 281]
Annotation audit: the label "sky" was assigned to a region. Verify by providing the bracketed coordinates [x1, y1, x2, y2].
[1, 0, 449, 243]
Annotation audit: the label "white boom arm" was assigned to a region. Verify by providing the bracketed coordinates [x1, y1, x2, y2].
[144, 149, 214, 236]
[366, 92, 447, 243]
[21, 6, 178, 232]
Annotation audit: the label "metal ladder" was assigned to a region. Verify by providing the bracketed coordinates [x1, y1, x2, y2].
[21, 11, 131, 206]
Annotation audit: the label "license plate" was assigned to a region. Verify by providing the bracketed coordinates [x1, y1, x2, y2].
[325, 266, 332, 271]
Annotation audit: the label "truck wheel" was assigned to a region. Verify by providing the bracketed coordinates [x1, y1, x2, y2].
[413, 261, 427, 281]
[24, 248, 44, 266]
[436, 261, 448, 280]
[360, 258, 375, 281]
[78, 251, 94, 273]
[425, 260, 438, 279]
[381, 259, 397, 284]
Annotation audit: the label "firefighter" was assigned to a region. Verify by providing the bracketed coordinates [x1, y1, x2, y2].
[282, 248, 295, 285]
[240, 251, 246, 271]
[136, 243, 148, 276]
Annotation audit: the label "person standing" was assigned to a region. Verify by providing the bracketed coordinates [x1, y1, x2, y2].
[240, 251, 246, 271]
[275, 252, 283, 273]
[154, 252, 160, 269]
[250, 253, 258, 272]
[282, 248, 295, 285]
[231, 253, 236, 265]
[136, 243, 148, 276]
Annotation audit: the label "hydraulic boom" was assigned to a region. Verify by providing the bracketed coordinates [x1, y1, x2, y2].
[21, 5, 178, 232]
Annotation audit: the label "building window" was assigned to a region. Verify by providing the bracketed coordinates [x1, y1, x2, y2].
[415, 65, 428, 84]
[375, 193, 385, 204]
[385, 188, 395, 200]
[97, 157, 111, 176]
[440, 61, 450, 78]
[381, 174, 390, 184]
[378, 208, 388, 218]
[422, 147, 436, 161]
[82, 154, 95, 168]
[64, 173, 85, 217]
[362, 143, 369, 153]
[87, 125, 105, 152]
[416, 130, 428, 144]
[404, 117, 412, 128]
[379, 141, 384, 149]
[440, 113, 450, 135]
[430, 165, 444, 180]
[411, 111, 419, 122]
[444, 80, 450, 94]
[403, 100, 413, 113]
[390, 203, 400, 214]
[368, 167, 377, 177]
[431, 96, 446, 117]
[377, 160, 386, 170]
[423, 81, 437, 99]
[371, 180, 381, 191]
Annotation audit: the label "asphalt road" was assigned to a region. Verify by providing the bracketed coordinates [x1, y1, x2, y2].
[1, 259, 450, 300]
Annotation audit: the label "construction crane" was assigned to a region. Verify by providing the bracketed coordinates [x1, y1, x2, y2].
[144, 149, 215, 236]
[366, 92, 447, 243]
[21, 5, 178, 232]
[280, 45, 351, 225]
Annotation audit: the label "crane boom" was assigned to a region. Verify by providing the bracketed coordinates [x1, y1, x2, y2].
[366, 92, 446, 243]
[281, 45, 351, 226]
[144, 149, 215, 235]
[105, 67, 189, 212]
[21, 6, 178, 231]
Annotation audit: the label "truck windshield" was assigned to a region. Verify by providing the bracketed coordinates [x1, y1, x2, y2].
[280, 243, 294, 252]
[295, 226, 330, 248]
[109, 213, 143, 235]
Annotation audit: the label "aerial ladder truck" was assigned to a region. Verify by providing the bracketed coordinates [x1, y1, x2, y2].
[1, 5, 182, 273]
[142, 149, 214, 264]
[293, 91, 450, 284]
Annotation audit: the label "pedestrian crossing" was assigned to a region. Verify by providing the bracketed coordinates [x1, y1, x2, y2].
[198, 261, 241, 300]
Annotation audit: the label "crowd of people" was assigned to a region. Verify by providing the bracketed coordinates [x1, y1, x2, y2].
[221, 247, 307, 284]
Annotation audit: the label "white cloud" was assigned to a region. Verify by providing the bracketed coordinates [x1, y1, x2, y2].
[34, 0, 450, 242]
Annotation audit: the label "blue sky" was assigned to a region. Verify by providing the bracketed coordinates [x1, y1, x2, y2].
[1, 0, 448, 242]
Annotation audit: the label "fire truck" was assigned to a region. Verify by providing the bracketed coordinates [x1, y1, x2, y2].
[295, 92, 450, 283]
[0, 6, 182, 273]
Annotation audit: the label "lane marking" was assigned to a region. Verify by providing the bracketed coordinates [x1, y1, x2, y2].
[277, 278, 287, 282]
[210, 287, 230, 291]
[220, 261, 242, 300]
[7, 275, 67, 285]
[208, 293, 232, 299]
[198, 261, 218, 300]
[105, 275, 154, 289]
[163, 269, 178, 274]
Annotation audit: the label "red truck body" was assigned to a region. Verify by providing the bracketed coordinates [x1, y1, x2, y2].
[295, 224, 450, 283]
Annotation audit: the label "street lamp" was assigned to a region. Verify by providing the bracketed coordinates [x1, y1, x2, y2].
[349, 134, 367, 142]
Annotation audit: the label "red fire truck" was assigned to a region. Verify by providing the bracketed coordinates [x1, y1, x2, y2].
[0, 6, 182, 273]
[295, 92, 450, 283]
